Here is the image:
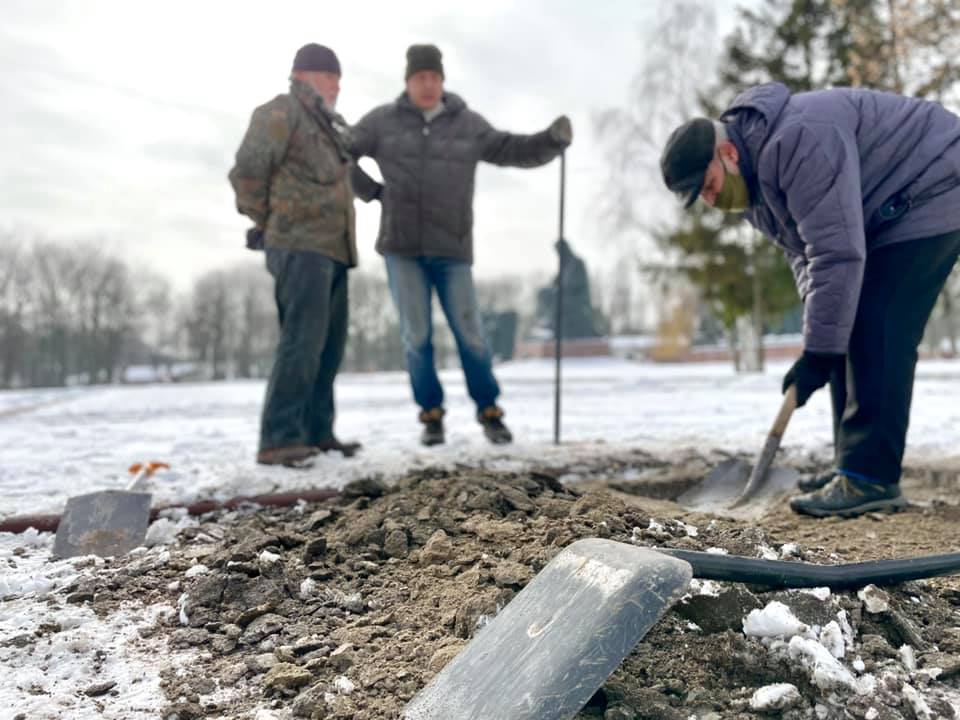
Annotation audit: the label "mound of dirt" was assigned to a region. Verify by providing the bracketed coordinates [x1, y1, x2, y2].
[44, 454, 960, 719]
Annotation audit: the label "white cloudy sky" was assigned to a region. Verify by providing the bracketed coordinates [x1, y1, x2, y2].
[1, 0, 744, 291]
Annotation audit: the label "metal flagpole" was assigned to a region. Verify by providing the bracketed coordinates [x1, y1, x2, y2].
[553, 151, 566, 445]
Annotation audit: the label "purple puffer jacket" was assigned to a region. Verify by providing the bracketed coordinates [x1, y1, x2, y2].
[722, 83, 960, 354]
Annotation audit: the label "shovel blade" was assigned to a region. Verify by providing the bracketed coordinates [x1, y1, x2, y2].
[54, 490, 152, 559]
[678, 460, 801, 518]
[677, 459, 751, 512]
[403, 539, 692, 720]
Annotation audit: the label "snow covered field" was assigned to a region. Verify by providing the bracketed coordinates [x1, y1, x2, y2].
[2, 357, 959, 518]
[2, 356, 959, 719]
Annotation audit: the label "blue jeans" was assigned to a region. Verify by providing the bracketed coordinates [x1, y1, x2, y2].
[260, 248, 348, 450]
[385, 254, 500, 412]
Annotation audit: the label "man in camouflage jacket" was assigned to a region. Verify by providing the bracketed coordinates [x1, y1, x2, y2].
[229, 43, 360, 467]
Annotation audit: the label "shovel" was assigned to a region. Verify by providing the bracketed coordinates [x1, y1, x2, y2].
[677, 386, 799, 517]
[53, 461, 168, 559]
[403, 539, 692, 720]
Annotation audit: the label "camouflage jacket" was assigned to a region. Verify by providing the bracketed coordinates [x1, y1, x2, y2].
[229, 79, 357, 266]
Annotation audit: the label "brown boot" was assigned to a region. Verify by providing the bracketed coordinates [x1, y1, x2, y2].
[314, 438, 362, 458]
[256, 445, 318, 468]
[419, 407, 445, 446]
[477, 405, 513, 445]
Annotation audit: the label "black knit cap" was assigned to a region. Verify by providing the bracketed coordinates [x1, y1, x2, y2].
[292, 43, 341, 76]
[661, 118, 716, 208]
[405, 44, 444, 80]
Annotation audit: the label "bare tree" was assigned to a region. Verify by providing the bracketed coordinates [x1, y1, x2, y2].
[187, 270, 235, 380]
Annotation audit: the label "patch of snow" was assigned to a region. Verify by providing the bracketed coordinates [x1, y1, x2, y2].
[184, 563, 209, 578]
[780, 542, 801, 558]
[853, 657, 866, 673]
[788, 636, 858, 692]
[258, 549, 281, 565]
[900, 644, 917, 672]
[744, 601, 808, 638]
[799, 587, 831, 601]
[903, 683, 934, 720]
[749, 683, 801, 711]
[757, 544, 779, 561]
[299, 578, 317, 599]
[334, 676, 355, 695]
[858, 584, 891, 614]
[819, 621, 845, 659]
[145, 514, 197, 547]
[177, 592, 189, 626]
[705, 547, 728, 555]
[836, 610, 855, 653]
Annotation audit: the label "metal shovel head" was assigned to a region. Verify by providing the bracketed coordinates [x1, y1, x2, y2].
[403, 539, 692, 720]
[677, 459, 800, 518]
[53, 490, 152, 559]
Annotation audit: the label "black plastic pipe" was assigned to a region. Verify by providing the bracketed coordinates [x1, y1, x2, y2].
[659, 548, 960, 591]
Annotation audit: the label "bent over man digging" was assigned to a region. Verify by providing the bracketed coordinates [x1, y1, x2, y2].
[661, 82, 960, 518]
[229, 43, 361, 467]
[350, 43, 573, 446]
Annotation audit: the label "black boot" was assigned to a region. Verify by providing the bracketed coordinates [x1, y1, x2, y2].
[478, 405, 513, 445]
[790, 474, 907, 518]
[419, 408, 445, 446]
[314, 438, 362, 458]
[797, 470, 835, 492]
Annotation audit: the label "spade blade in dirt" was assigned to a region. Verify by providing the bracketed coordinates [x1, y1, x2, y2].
[403, 539, 692, 720]
[53, 490, 152, 559]
[677, 459, 800, 518]
[678, 386, 800, 518]
[676, 458, 751, 513]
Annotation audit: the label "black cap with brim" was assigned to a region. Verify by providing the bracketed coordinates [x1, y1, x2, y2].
[660, 117, 716, 209]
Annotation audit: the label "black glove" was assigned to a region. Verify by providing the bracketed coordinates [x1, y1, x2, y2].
[245, 226, 265, 251]
[548, 115, 573, 147]
[782, 351, 843, 407]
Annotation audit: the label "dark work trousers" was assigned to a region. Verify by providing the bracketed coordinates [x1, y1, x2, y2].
[826, 229, 960, 485]
[259, 248, 349, 451]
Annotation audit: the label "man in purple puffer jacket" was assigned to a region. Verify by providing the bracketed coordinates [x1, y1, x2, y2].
[661, 82, 960, 518]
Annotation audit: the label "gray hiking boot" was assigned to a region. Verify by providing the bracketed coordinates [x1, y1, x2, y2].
[790, 474, 908, 518]
[478, 405, 513, 445]
[419, 407, 445, 446]
[797, 470, 835, 492]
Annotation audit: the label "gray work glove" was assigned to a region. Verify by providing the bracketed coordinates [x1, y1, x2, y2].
[548, 115, 573, 147]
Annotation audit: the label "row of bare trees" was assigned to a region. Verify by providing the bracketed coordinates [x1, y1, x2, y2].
[4, 233, 627, 389]
[1, 235, 155, 387]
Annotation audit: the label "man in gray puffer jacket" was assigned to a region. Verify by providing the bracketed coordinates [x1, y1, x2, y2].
[351, 44, 572, 446]
[661, 82, 960, 518]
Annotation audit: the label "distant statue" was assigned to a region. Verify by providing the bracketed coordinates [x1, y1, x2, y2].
[534, 239, 599, 339]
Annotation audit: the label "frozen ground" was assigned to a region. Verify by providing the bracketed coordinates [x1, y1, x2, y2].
[2, 357, 959, 719]
[2, 356, 959, 519]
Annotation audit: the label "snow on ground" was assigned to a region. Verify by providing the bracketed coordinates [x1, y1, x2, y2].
[2, 357, 959, 520]
[2, 356, 959, 718]
[0, 531, 198, 719]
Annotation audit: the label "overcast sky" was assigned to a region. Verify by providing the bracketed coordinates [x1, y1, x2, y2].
[1, 0, 744, 292]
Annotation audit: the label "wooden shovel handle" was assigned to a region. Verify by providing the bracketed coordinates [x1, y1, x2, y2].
[771, 385, 798, 438]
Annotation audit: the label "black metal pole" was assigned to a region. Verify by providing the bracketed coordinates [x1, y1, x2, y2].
[553, 151, 566, 445]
